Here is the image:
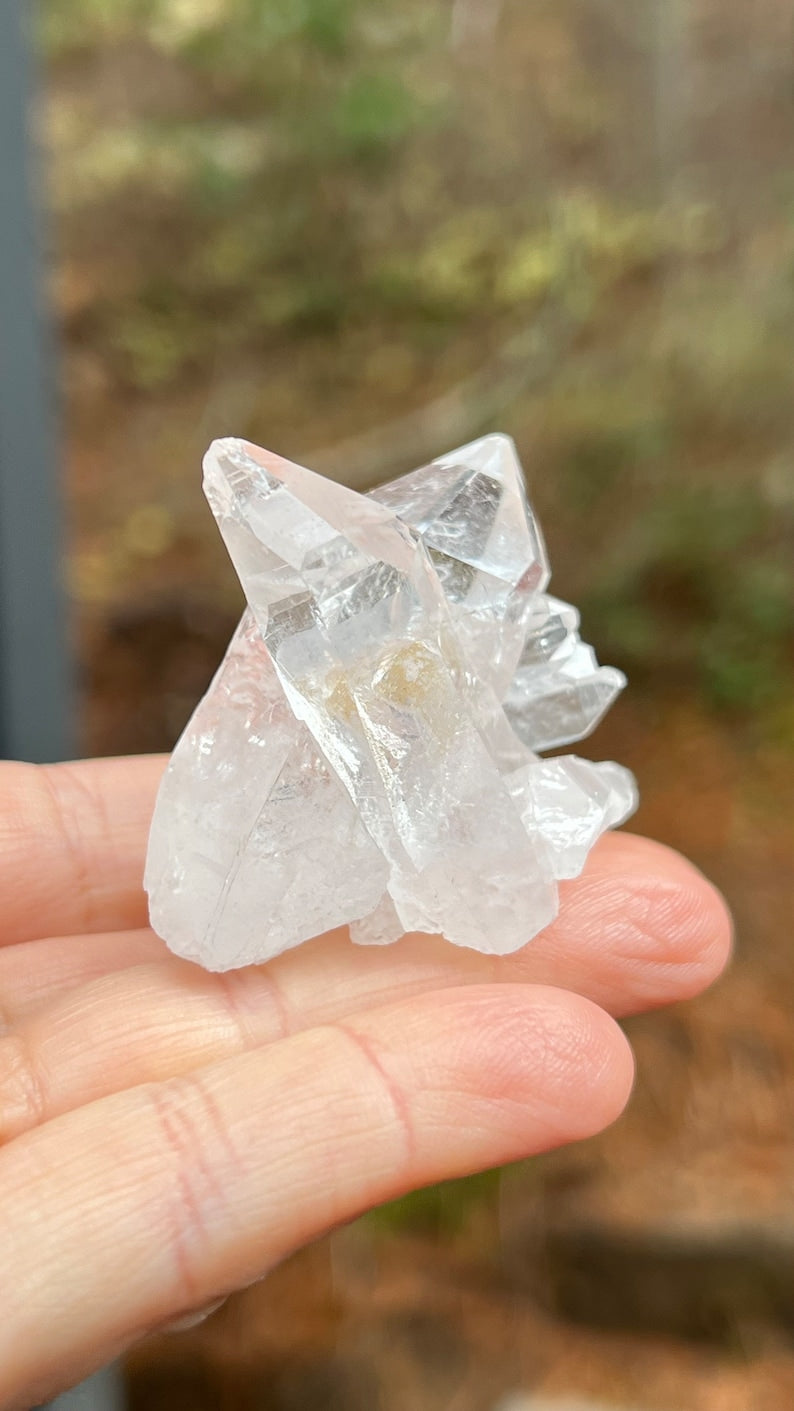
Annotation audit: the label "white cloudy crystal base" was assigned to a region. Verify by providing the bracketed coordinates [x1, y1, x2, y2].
[145, 434, 637, 971]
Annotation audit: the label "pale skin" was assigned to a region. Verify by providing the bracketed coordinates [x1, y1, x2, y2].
[0, 756, 732, 1408]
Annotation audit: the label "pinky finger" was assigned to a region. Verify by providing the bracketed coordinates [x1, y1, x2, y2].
[0, 984, 633, 1407]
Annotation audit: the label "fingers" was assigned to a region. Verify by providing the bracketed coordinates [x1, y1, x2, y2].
[0, 930, 166, 1029]
[0, 751, 731, 1022]
[518, 832, 732, 1012]
[0, 832, 730, 1028]
[283, 834, 731, 1021]
[0, 836, 729, 1142]
[0, 984, 633, 1404]
[0, 756, 164, 946]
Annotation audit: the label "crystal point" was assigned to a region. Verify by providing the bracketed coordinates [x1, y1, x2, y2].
[146, 434, 636, 970]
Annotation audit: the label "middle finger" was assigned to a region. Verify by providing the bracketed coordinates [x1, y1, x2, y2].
[0, 832, 729, 1143]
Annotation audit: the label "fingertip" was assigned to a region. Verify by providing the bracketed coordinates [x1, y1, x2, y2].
[507, 985, 635, 1145]
[561, 834, 733, 1013]
[618, 864, 733, 1007]
[644, 861, 733, 996]
[418, 985, 635, 1154]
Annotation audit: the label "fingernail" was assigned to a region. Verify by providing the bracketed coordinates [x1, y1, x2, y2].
[160, 1297, 228, 1333]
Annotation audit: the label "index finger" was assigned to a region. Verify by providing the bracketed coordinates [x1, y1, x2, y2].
[0, 984, 632, 1403]
[0, 756, 165, 946]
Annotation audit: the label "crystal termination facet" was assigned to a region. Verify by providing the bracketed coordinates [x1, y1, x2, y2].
[145, 434, 637, 970]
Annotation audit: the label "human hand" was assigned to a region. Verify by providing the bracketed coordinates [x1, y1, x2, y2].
[0, 756, 731, 1406]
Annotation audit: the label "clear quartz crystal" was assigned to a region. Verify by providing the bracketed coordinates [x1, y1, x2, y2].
[503, 596, 627, 753]
[145, 434, 637, 970]
[370, 434, 548, 697]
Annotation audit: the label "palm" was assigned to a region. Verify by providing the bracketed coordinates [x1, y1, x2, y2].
[0, 756, 730, 1406]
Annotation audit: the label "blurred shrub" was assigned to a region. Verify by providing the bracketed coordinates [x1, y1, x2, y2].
[369, 1168, 503, 1238]
[44, 0, 794, 715]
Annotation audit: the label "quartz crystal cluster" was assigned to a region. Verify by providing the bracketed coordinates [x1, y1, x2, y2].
[145, 434, 637, 970]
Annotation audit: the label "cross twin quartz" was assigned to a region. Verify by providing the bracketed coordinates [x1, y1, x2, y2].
[145, 434, 637, 971]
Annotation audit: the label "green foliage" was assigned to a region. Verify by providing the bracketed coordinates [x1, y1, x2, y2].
[333, 72, 420, 157]
[44, 0, 794, 715]
[368, 1169, 502, 1237]
[42, 0, 354, 57]
[42, 0, 157, 51]
[581, 484, 794, 711]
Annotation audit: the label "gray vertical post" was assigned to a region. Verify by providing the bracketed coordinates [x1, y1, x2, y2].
[0, 0, 74, 763]
[0, 3, 124, 1408]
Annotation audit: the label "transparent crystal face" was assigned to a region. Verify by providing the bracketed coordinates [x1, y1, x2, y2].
[145, 433, 637, 970]
[370, 434, 548, 697]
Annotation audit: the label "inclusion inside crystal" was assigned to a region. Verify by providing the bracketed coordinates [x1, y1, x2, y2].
[145, 433, 637, 970]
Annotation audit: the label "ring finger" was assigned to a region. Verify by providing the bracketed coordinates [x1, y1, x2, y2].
[0, 833, 729, 1143]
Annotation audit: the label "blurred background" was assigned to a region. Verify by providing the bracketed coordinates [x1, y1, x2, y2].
[30, 0, 794, 1404]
